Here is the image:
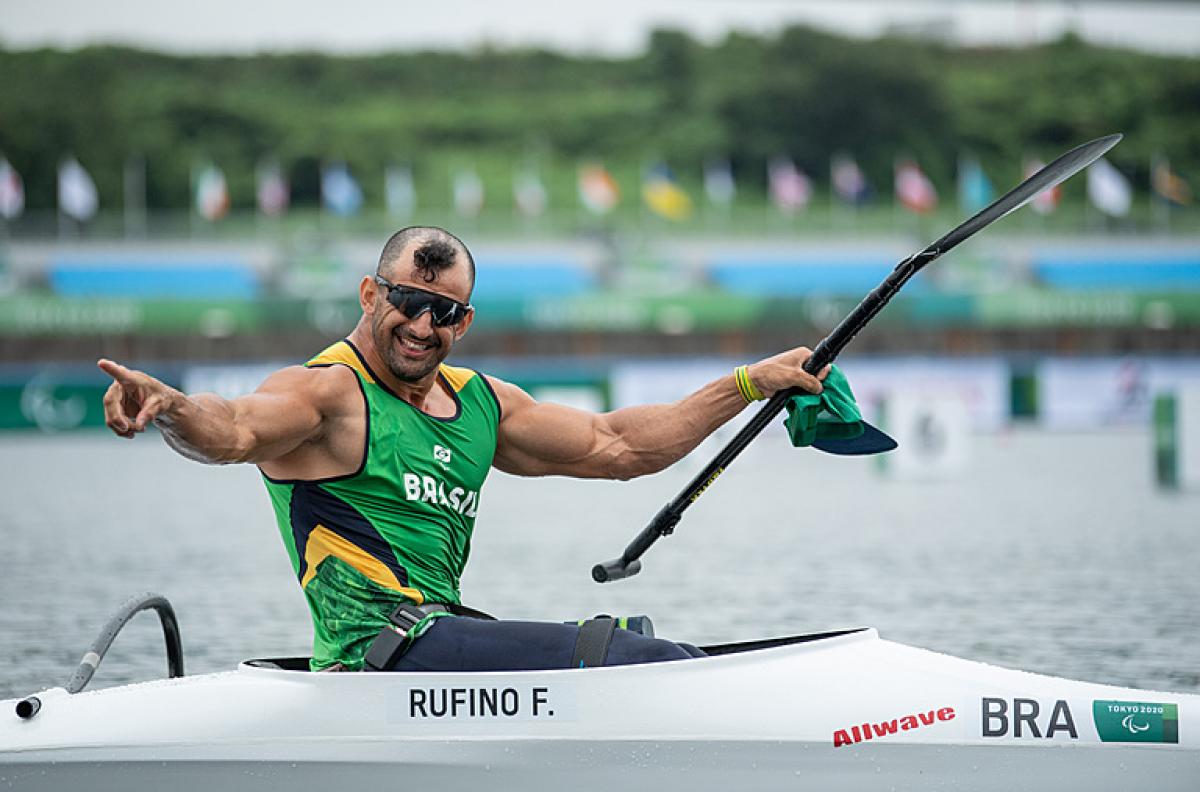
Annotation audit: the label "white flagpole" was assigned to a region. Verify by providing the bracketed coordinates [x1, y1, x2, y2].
[124, 154, 146, 238]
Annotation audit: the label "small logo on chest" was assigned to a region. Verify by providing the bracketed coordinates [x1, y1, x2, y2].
[433, 445, 452, 467]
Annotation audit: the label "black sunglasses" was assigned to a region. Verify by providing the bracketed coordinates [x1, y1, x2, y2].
[375, 276, 473, 327]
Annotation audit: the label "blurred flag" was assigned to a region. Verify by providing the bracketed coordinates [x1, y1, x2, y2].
[1087, 158, 1131, 217]
[895, 159, 937, 214]
[384, 164, 415, 218]
[642, 163, 694, 220]
[453, 168, 485, 218]
[321, 162, 363, 216]
[58, 156, 99, 221]
[1152, 157, 1192, 206]
[957, 155, 993, 214]
[577, 163, 619, 214]
[1024, 158, 1060, 214]
[512, 165, 547, 218]
[256, 160, 290, 216]
[194, 162, 230, 221]
[0, 157, 24, 220]
[768, 157, 812, 213]
[703, 159, 736, 207]
[831, 154, 869, 205]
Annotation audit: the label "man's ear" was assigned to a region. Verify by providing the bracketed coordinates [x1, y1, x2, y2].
[359, 276, 378, 314]
[453, 309, 475, 340]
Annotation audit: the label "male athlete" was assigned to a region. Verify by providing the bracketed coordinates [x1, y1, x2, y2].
[100, 226, 828, 672]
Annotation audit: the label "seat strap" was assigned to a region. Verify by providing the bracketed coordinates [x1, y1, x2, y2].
[571, 617, 618, 668]
[447, 602, 496, 620]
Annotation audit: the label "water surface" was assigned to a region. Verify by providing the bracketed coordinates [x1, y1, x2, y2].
[1, 427, 1196, 699]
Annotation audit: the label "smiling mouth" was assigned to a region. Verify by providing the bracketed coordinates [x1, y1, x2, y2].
[395, 333, 438, 355]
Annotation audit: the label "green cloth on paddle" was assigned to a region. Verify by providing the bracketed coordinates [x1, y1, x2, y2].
[783, 364, 866, 447]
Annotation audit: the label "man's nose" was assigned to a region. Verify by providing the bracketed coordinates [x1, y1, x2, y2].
[405, 309, 436, 335]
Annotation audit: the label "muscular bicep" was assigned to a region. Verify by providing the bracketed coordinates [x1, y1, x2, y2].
[490, 378, 626, 479]
[218, 367, 335, 463]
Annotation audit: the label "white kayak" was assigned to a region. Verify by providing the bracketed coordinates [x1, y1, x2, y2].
[2, 625, 1198, 791]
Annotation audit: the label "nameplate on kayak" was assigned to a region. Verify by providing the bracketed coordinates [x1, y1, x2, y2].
[388, 683, 578, 723]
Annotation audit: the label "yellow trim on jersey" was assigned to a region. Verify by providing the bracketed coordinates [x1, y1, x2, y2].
[301, 524, 426, 603]
[438, 364, 476, 393]
[306, 341, 375, 383]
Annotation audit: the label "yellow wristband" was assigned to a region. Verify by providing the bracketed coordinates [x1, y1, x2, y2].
[734, 365, 765, 403]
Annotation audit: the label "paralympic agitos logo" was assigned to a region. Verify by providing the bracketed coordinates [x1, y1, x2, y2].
[833, 706, 956, 747]
[1093, 700, 1179, 744]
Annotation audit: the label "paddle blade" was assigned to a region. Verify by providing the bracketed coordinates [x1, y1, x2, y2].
[934, 133, 1122, 255]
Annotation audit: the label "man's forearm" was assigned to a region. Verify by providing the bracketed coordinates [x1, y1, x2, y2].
[602, 373, 748, 478]
[154, 393, 250, 465]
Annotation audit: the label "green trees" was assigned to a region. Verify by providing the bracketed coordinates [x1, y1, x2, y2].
[1, 28, 1195, 211]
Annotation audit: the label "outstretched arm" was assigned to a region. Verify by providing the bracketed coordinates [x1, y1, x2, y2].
[98, 359, 333, 465]
[491, 346, 827, 480]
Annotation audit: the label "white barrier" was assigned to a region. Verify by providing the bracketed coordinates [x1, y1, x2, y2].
[875, 392, 971, 480]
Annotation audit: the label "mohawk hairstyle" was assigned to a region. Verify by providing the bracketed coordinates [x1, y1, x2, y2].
[377, 226, 476, 292]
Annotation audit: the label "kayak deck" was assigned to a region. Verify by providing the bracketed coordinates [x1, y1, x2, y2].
[242, 626, 873, 671]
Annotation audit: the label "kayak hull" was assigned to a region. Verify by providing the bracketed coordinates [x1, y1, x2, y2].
[3, 741, 1198, 792]
[3, 628, 1198, 791]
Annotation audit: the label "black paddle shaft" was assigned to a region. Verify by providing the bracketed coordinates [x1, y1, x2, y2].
[593, 133, 1122, 583]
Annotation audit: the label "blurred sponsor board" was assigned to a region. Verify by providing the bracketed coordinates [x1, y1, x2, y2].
[0, 375, 103, 431]
[1038, 358, 1200, 430]
[976, 291, 1200, 329]
[0, 297, 262, 338]
[0, 367, 179, 431]
[1, 291, 1198, 337]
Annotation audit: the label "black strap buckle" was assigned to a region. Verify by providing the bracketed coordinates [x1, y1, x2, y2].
[387, 602, 431, 633]
[363, 603, 435, 671]
[571, 617, 618, 668]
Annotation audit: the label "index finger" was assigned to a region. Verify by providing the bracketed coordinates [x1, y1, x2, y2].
[97, 358, 137, 385]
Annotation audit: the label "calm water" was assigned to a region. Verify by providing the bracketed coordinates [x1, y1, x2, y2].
[1, 427, 1197, 700]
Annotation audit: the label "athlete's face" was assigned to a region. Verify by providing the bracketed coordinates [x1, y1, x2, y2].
[370, 252, 474, 383]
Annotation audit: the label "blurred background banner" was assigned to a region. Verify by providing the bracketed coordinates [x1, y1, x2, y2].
[895, 160, 938, 214]
[578, 164, 620, 215]
[768, 157, 812, 215]
[831, 154, 870, 207]
[0, 157, 25, 220]
[320, 163, 363, 217]
[956, 156, 993, 215]
[384, 164, 416, 219]
[642, 163, 694, 221]
[1087, 158, 1133, 217]
[256, 160, 290, 218]
[193, 162, 230, 222]
[56, 157, 98, 223]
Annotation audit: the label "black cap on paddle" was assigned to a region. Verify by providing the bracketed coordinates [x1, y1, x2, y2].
[592, 558, 642, 583]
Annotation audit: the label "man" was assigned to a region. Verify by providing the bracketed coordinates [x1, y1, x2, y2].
[100, 226, 828, 672]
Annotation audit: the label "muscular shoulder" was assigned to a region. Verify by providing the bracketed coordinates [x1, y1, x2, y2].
[484, 374, 535, 420]
[258, 363, 361, 417]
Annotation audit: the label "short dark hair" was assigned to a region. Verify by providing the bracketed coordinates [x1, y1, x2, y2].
[377, 226, 476, 293]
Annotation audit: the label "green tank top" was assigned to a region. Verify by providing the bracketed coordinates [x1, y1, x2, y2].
[262, 339, 500, 670]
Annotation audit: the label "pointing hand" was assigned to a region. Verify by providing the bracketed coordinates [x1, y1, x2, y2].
[98, 359, 179, 439]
